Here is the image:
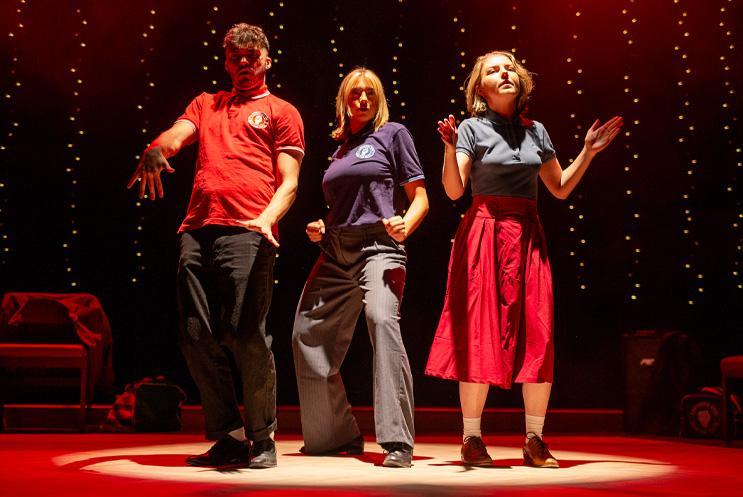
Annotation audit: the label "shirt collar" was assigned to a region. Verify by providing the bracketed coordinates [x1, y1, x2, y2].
[484, 108, 534, 127]
[230, 86, 270, 100]
[485, 108, 518, 125]
[349, 121, 375, 140]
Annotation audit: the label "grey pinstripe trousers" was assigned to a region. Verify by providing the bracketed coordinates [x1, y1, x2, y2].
[292, 224, 415, 452]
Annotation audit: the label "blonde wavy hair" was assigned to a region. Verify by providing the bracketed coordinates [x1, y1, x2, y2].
[464, 51, 534, 117]
[331, 68, 389, 141]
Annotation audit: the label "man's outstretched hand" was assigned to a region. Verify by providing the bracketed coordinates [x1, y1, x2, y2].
[127, 146, 175, 200]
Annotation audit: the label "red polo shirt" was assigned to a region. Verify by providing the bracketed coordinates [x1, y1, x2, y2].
[175, 90, 304, 234]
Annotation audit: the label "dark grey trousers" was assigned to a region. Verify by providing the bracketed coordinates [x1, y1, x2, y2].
[177, 226, 277, 441]
[292, 224, 415, 452]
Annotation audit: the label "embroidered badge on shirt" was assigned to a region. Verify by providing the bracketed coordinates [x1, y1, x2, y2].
[247, 111, 269, 129]
[355, 144, 376, 159]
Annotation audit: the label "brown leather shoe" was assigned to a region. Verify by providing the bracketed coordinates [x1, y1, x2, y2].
[461, 436, 493, 466]
[522, 435, 559, 468]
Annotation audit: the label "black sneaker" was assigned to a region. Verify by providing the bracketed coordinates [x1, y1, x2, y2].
[185, 437, 250, 467]
[248, 438, 277, 468]
[381, 442, 413, 468]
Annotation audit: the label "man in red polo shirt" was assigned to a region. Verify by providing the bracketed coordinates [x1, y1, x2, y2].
[127, 23, 304, 469]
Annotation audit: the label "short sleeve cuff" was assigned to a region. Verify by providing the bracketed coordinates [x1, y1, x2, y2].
[175, 119, 197, 133]
[276, 145, 305, 156]
[399, 174, 425, 186]
[455, 147, 474, 157]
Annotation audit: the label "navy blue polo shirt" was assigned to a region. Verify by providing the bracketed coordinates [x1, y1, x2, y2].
[322, 122, 425, 227]
[456, 109, 556, 199]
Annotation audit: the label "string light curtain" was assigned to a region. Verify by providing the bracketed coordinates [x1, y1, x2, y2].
[129, 5, 159, 287]
[326, 2, 350, 148]
[508, 1, 523, 63]
[672, 0, 704, 307]
[446, 4, 470, 243]
[388, 0, 407, 123]
[0, 0, 28, 272]
[618, 0, 644, 303]
[563, 2, 590, 293]
[200, 3, 226, 90]
[267, 1, 287, 92]
[719, 0, 742, 292]
[266, 0, 289, 289]
[62, 4, 90, 290]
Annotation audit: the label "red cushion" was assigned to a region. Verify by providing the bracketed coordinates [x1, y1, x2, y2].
[721, 356, 743, 378]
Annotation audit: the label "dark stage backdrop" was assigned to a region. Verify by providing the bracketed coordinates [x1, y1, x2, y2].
[1, 0, 741, 408]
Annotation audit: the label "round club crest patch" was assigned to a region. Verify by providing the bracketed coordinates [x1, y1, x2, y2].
[247, 111, 269, 129]
[355, 144, 376, 159]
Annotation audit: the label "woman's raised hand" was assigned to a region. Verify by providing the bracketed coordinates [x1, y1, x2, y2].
[584, 116, 623, 154]
[437, 114, 458, 149]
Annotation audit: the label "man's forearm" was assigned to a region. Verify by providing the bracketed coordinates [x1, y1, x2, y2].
[147, 122, 197, 158]
[258, 179, 298, 224]
[148, 134, 183, 158]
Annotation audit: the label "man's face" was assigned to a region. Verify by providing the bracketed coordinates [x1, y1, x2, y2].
[224, 45, 271, 92]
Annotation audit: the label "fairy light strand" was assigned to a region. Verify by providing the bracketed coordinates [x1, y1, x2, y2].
[389, 0, 407, 122]
[619, 0, 643, 302]
[509, 1, 523, 63]
[201, 3, 225, 89]
[719, 0, 742, 291]
[130, 5, 158, 286]
[448, 8, 469, 241]
[564, 3, 590, 292]
[63, 5, 89, 289]
[267, 1, 286, 92]
[266, 0, 288, 287]
[325, 2, 350, 149]
[672, 0, 703, 306]
[0, 0, 28, 269]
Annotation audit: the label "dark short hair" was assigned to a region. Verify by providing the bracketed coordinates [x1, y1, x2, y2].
[223, 23, 269, 51]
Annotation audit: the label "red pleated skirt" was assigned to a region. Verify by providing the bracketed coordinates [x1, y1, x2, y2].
[425, 195, 554, 388]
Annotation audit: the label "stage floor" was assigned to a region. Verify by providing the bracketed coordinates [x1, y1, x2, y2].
[1, 433, 740, 496]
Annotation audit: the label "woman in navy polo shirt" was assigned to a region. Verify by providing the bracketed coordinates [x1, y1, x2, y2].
[292, 68, 428, 468]
[425, 51, 622, 467]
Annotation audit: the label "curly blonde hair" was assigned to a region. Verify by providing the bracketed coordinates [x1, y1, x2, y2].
[464, 51, 534, 117]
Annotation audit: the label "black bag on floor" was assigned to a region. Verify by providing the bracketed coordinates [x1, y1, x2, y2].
[101, 376, 186, 432]
[641, 331, 703, 435]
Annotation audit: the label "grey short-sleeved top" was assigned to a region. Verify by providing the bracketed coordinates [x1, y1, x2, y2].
[456, 109, 556, 199]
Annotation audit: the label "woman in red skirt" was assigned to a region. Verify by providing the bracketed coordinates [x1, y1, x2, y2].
[425, 51, 622, 467]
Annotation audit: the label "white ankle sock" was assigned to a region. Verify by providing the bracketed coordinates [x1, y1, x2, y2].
[228, 427, 247, 442]
[463, 417, 482, 441]
[525, 414, 545, 442]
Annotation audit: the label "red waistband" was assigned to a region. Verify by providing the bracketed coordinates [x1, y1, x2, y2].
[470, 195, 538, 218]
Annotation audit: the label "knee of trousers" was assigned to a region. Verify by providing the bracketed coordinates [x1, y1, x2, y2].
[176, 257, 201, 290]
[365, 307, 403, 335]
[292, 339, 339, 380]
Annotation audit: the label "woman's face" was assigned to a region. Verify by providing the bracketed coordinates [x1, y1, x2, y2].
[477, 54, 520, 103]
[346, 78, 378, 126]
